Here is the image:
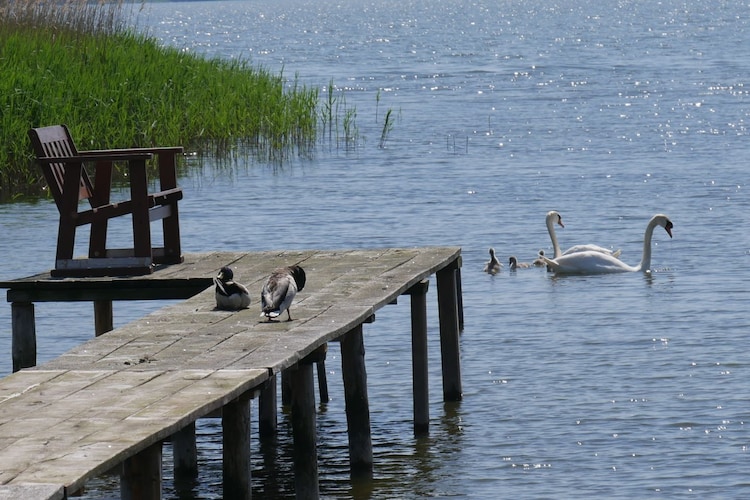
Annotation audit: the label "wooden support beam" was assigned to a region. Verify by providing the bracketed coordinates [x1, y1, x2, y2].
[11, 302, 36, 372]
[407, 279, 430, 435]
[93, 299, 113, 336]
[223, 393, 252, 500]
[258, 375, 278, 438]
[290, 361, 319, 500]
[305, 343, 330, 404]
[316, 360, 329, 404]
[455, 264, 465, 331]
[436, 262, 463, 401]
[281, 371, 292, 406]
[340, 324, 373, 479]
[282, 352, 331, 407]
[172, 422, 198, 485]
[120, 441, 162, 500]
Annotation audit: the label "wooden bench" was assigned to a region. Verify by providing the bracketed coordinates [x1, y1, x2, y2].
[28, 125, 184, 277]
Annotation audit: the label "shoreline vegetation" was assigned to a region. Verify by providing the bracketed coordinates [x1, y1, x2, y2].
[0, 0, 325, 200]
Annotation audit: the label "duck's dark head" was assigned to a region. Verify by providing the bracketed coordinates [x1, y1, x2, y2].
[217, 266, 234, 281]
[290, 265, 306, 291]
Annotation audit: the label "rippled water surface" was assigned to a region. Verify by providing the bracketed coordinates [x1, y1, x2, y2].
[2, 0, 750, 497]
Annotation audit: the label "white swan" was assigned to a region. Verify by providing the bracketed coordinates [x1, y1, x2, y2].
[483, 247, 502, 275]
[543, 214, 673, 275]
[546, 211, 566, 258]
[546, 210, 622, 258]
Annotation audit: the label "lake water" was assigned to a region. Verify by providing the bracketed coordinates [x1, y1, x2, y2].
[2, 0, 750, 497]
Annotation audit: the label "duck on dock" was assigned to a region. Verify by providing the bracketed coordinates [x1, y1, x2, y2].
[214, 266, 252, 310]
[261, 265, 307, 321]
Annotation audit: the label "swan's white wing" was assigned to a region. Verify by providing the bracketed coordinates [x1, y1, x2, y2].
[543, 251, 635, 275]
[562, 244, 622, 257]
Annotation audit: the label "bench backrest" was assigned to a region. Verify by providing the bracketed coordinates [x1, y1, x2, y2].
[28, 125, 94, 207]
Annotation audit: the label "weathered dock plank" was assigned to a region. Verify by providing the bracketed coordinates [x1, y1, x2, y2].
[0, 484, 64, 500]
[0, 368, 266, 493]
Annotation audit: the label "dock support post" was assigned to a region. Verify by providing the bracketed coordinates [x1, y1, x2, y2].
[223, 392, 252, 500]
[93, 299, 113, 336]
[316, 359, 329, 404]
[281, 372, 292, 406]
[436, 260, 463, 402]
[408, 280, 430, 435]
[455, 264, 465, 331]
[173, 422, 198, 483]
[11, 302, 36, 372]
[121, 441, 162, 500]
[290, 360, 319, 500]
[308, 344, 329, 404]
[284, 353, 329, 406]
[340, 324, 374, 479]
[259, 375, 278, 438]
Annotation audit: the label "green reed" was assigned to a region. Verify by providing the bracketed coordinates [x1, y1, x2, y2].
[0, 0, 321, 198]
[379, 109, 395, 149]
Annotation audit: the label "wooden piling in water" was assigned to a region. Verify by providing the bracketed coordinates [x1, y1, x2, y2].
[408, 279, 430, 435]
[455, 265, 465, 331]
[120, 441, 162, 500]
[258, 375, 278, 438]
[437, 261, 462, 401]
[340, 324, 374, 479]
[173, 422, 198, 482]
[223, 393, 253, 499]
[290, 360, 318, 500]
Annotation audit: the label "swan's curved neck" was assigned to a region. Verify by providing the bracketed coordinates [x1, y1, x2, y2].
[547, 216, 562, 258]
[637, 217, 660, 271]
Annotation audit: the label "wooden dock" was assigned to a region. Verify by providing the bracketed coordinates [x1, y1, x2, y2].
[0, 247, 463, 499]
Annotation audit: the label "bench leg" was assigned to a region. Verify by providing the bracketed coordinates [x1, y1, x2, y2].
[128, 159, 153, 260]
[157, 150, 182, 263]
[89, 220, 109, 258]
[161, 203, 182, 263]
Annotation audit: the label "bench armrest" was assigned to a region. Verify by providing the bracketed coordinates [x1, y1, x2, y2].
[36, 153, 153, 164]
[82, 146, 184, 155]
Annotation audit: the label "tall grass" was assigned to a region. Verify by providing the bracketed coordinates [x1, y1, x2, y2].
[0, 0, 320, 199]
